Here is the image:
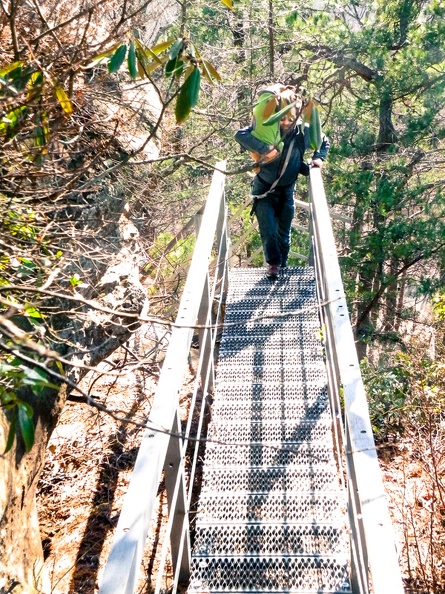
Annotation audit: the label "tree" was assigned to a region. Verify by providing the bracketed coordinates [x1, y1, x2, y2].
[276, 0, 445, 356]
[0, 0, 236, 583]
[0, 1, 190, 591]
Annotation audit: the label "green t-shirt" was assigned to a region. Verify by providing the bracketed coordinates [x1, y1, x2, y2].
[251, 92, 283, 151]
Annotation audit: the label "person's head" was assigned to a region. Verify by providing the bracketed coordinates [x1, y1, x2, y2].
[280, 107, 297, 133]
[278, 87, 301, 133]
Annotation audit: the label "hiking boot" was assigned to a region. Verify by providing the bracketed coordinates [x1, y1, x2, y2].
[266, 264, 279, 280]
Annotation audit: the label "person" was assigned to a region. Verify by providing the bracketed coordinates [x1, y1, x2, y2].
[235, 87, 330, 280]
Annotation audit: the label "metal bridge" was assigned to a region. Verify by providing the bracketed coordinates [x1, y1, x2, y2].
[99, 163, 404, 594]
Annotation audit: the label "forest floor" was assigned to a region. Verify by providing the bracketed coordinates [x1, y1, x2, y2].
[37, 337, 442, 594]
[37, 322, 196, 594]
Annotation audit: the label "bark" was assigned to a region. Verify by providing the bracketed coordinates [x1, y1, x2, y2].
[0, 386, 66, 593]
[377, 90, 398, 149]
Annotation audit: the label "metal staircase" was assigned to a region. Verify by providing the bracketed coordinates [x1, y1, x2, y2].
[99, 164, 404, 594]
[190, 267, 351, 594]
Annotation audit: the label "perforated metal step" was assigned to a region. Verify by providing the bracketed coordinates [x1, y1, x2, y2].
[189, 556, 351, 593]
[189, 267, 351, 594]
[193, 524, 349, 556]
[207, 418, 332, 444]
[200, 467, 339, 493]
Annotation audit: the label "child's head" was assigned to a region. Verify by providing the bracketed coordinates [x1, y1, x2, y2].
[280, 107, 297, 133]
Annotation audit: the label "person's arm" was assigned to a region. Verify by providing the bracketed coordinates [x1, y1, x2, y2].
[235, 126, 279, 161]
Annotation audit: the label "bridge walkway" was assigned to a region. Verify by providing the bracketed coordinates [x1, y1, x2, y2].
[190, 266, 352, 594]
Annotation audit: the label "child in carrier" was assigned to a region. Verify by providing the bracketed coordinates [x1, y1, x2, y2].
[249, 84, 303, 167]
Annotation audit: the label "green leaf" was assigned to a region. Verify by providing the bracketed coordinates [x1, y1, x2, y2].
[0, 106, 27, 134]
[168, 39, 183, 60]
[70, 273, 82, 286]
[7, 358, 22, 368]
[127, 41, 137, 79]
[309, 106, 322, 151]
[136, 51, 167, 76]
[34, 126, 46, 149]
[6, 64, 33, 91]
[21, 366, 47, 385]
[165, 57, 178, 77]
[201, 59, 221, 83]
[166, 55, 185, 78]
[18, 404, 34, 452]
[190, 42, 201, 59]
[134, 39, 163, 75]
[175, 67, 201, 124]
[21, 367, 59, 393]
[54, 86, 73, 114]
[3, 409, 17, 454]
[55, 360, 65, 376]
[84, 44, 121, 69]
[150, 39, 175, 54]
[25, 306, 42, 319]
[263, 100, 299, 126]
[27, 71, 44, 101]
[0, 61, 23, 78]
[17, 400, 33, 417]
[1, 391, 17, 405]
[108, 44, 127, 74]
[136, 52, 147, 77]
[188, 44, 196, 59]
[302, 99, 315, 124]
[139, 44, 163, 64]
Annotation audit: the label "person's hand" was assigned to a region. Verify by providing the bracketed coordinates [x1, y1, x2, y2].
[311, 158, 323, 169]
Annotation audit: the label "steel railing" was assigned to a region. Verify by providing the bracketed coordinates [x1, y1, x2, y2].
[308, 167, 404, 594]
[99, 161, 228, 594]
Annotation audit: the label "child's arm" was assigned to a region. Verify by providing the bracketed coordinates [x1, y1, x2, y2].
[235, 126, 279, 164]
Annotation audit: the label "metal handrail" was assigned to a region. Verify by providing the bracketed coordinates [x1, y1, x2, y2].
[99, 161, 228, 594]
[308, 167, 404, 594]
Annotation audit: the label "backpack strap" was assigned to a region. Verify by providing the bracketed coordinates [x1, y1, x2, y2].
[252, 136, 296, 200]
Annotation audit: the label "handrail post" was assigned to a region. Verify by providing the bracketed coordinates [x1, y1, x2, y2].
[164, 410, 191, 583]
[216, 185, 230, 303]
[197, 273, 215, 393]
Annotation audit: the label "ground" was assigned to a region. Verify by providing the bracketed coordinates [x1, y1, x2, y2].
[37, 323, 199, 594]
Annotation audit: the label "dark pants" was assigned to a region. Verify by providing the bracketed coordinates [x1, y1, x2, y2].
[252, 176, 295, 266]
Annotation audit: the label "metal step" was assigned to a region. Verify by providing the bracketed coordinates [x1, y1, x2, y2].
[207, 418, 333, 443]
[199, 467, 340, 493]
[189, 267, 351, 594]
[193, 524, 349, 556]
[189, 556, 351, 593]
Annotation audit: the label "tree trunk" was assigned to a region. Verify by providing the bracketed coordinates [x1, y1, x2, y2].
[268, 0, 275, 77]
[377, 89, 397, 149]
[0, 383, 66, 593]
